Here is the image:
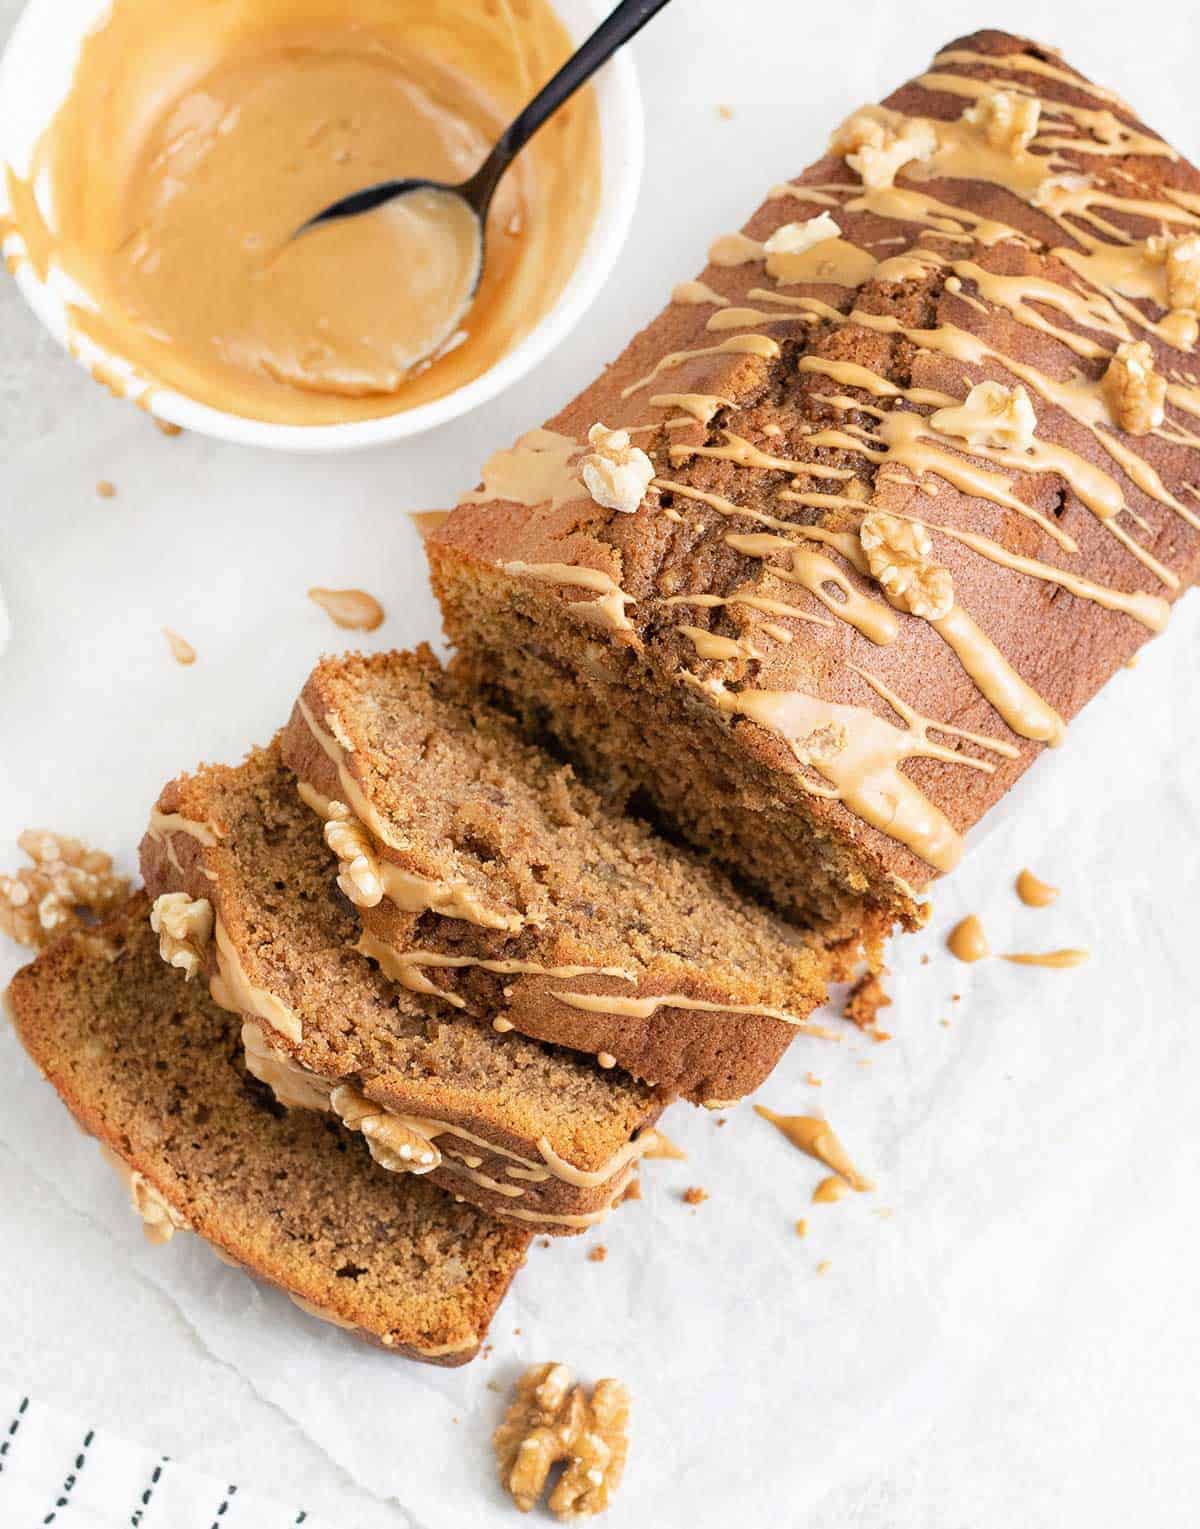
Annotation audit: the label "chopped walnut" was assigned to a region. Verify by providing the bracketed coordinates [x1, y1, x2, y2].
[1031, 171, 1092, 213]
[830, 106, 937, 190]
[930, 380, 1038, 453]
[579, 424, 654, 515]
[330, 1084, 441, 1174]
[859, 512, 954, 621]
[149, 891, 213, 981]
[763, 212, 840, 256]
[1147, 234, 1200, 311]
[962, 91, 1040, 156]
[682, 1185, 709, 1205]
[799, 722, 847, 765]
[494, 1363, 630, 1520]
[99, 1145, 190, 1246]
[0, 831, 129, 949]
[321, 802, 385, 907]
[1102, 341, 1166, 435]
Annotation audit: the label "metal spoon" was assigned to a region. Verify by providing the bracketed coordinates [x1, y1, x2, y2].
[293, 0, 673, 368]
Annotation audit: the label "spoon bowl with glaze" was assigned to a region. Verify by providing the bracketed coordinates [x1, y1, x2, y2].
[294, 0, 673, 376]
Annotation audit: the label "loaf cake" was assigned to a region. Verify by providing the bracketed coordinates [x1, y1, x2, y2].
[139, 741, 665, 1232]
[5, 894, 531, 1363]
[428, 29, 1200, 941]
[280, 646, 858, 1105]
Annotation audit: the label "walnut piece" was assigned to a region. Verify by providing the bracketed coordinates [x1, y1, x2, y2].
[329, 1084, 441, 1174]
[763, 211, 840, 256]
[0, 830, 129, 949]
[321, 801, 385, 907]
[830, 106, 937, 190]
[580, 424, 654, 516]
[1102, 340, 1166, 435]
[99, 1144, 190, 1246]
[1147, 234, 1200, 311]
[149, 891, 213, 981]
[860, 512, 955, 622]
[797, 722, 848, 767]
[962, 91, 1040, 155]
[929, 380, 1038, 452]
[494, 1362, 630, 1520]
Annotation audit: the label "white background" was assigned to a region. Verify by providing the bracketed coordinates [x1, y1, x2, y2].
[2, 2, 1199, 1525]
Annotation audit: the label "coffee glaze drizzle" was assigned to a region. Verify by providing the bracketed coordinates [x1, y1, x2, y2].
[475, 42, 1200, 876]
[1016, 868, 1060, 906]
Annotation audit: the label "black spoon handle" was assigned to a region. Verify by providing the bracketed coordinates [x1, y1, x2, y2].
[465, 0, 673, 212]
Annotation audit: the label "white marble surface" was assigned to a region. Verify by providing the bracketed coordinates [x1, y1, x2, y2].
[2, 2, 1199, 1525]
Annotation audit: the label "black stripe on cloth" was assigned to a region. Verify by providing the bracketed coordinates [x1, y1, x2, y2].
[0, 1396, 29, 1475]
[130, 1457, 169, 1527]
[209, 1481, 238, 1528]
[42, 1426, 94, 1523]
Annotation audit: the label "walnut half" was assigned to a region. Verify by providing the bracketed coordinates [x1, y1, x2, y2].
[963, 91, 1040, 156]
[0, 830, 129, 949]
[830, 106, 937, 190]
[494, 1362, 630, 1520]
[1102, 340, 1166, 435]
[860, 512, 955, 621]
[150, 891, 213, 981]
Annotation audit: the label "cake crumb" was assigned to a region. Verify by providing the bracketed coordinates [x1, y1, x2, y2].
[920, 953, 930, 966]
[96, 479, 116, 499]
[794, 1218, 808, 1238]
[588, 1244, 608, 1263]
[154, 418, 183, 437]
[816, 1260, 832, 1276]
[494, 1362, 629, 1519]
[843, 970, 892, 1030]
[714, 1117, 727, 1127]
[617, 1178, 642, 1204]
[717, 104, 735, 120]
[163, 627, 196, 665]
[539, 1237, 552, 1248]
[682, 1185, 708, 1206]
[805, 1072, 823, 1087]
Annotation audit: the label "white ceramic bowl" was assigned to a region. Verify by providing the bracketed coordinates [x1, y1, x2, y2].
[0, 0, 643, 451]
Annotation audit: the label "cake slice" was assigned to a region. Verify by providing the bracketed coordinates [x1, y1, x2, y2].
[280, 648, 861, 1105]
[428, 29, 1200, 941]
[5, 895, 531, 1364]
[139, 741, 664, 1233]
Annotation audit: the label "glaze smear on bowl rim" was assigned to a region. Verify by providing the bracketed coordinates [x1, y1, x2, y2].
[0, 0, 644, 451]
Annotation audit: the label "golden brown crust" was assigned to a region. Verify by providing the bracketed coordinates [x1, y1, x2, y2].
[429, 29, 1200, 928]
[5, 895, 531, 1364]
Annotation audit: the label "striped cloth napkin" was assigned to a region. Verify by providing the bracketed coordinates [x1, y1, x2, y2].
[0, 1390, 322, 1528]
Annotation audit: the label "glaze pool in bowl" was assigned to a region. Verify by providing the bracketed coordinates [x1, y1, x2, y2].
[0, 0, 643, 450]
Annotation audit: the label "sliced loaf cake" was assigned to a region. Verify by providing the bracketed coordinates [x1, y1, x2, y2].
[5, 894, 531, 1364]
[281, 648, 857, 1104]
[139, 741, 664, 1233]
